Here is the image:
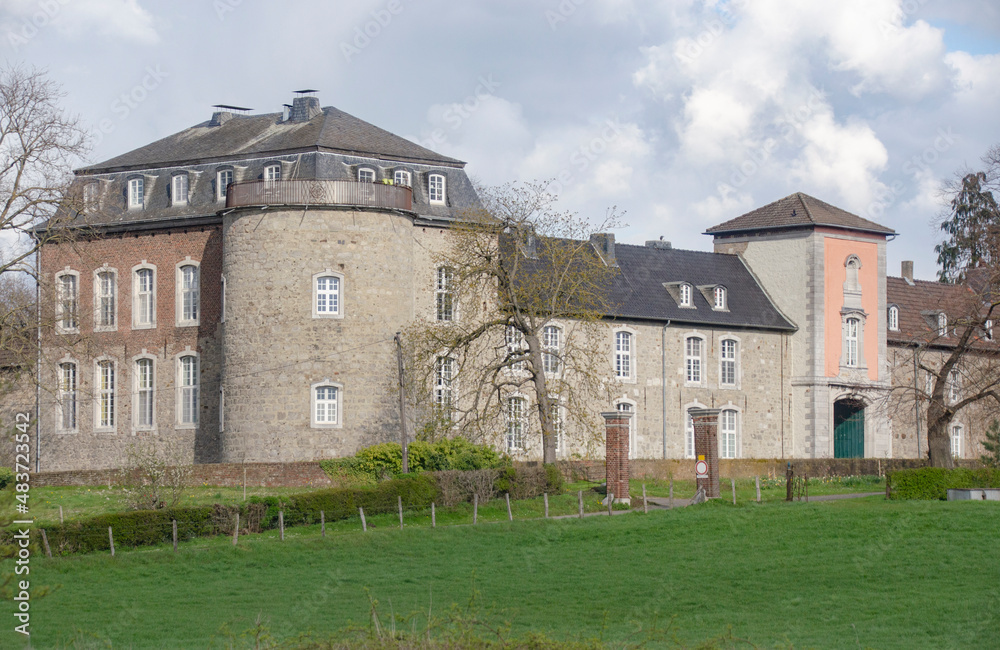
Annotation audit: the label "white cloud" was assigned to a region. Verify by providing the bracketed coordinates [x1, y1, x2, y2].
[1, 0, 159, 45]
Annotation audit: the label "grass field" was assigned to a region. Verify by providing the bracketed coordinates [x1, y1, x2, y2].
[4, 495, 996, 648]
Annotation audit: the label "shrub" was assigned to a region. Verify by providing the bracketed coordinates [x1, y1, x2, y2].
[0, 467, 13, 490]
[889, 467, 1000, 500]
[981, 420, 1000, 468]
[544, 463, 564, 494]
[116, 439, 191, 510]
[320, 438, 505, 483]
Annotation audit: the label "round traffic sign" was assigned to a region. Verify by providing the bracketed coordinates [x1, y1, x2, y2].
[695, 460, 708, 477]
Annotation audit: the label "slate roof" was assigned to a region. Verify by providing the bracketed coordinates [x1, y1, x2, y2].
[609, 243, 795, 330]
[79, 106, 465, 174]
[886, 276, 988, 348]
[705, 192, 895, 236]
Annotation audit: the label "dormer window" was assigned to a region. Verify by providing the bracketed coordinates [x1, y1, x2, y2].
[127, 177, 144, 209]
[358, 168, 375, 183]
[888, 305, 899, 331]
[713, 286, 726, 310]
[680, 283, 692, 307]
[986, 320, 994, 341]
[171, 174, 189, 206]
[429, 174, 446, 205]
[938, 312, 948, 338]
[264, 164, 281, 182]
[216, 168, 233, 202]
[83, 182, 99, 209]
[394, 170, 411, 187]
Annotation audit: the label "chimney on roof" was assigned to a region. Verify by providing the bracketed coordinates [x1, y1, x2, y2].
[289, 90, 321, 122]
[210, 111, 232, 127]
[590, 233, 616, 266]
[645, 239, 672, 250]
[902, 260, 914, 285]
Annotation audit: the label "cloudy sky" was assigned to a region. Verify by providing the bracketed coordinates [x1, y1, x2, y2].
[5, 0, 1000, 280]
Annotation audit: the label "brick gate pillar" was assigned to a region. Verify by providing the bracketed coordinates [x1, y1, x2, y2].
[691, 408, 720, 498]
[602, 411, 632, 505]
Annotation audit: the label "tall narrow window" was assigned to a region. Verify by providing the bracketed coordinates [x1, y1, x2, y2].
[171, 174, 189, 206]
[59, 362, 77, 431]
[134, 358, 154, 430]
[685, 411, 695, 459]
[83, 182, 99, 209]
[720, 409, 737, 459]
[428, 174, 446, 204]
[845, 318, 859, 367]
[96, 270, 116, 329]
[220, 275, 226, 323]
[888, 305, 899, 331]
[127, 177, 144, 209]
[543, 325, 561, 374]
[264, 164, 281, 182]
[434, 356, 454, 417]
[435, 267, 454, 321]
[938, 312, 948, 337]
[550, 400, 563, 454]
[949, 369, 961, 404]
[617, 401, 635, 458]
[96, 361, 115, 429]
[713, 286, 726, 310]
[506, 326, 526, 372]
[313, 384, 340, 426]
[178, 264, 199, 325]
[217, 169, 234, 201]
[315, 275, 341, 317]
[57, 273, 78, 332]
[680, 283, 692, 307]
[986, 320, 994, 341]
[720, 339, 737, 387]
[394, 170, 411, 186]
[614, 331, 632, 380]
[685, 336, 702, 384]
[506, 396, 526, 451]
[134, 267, 155, 328]
[178, 355, 198, 425]
[951, 423, 963, 458]
[358, 168, 375, 183]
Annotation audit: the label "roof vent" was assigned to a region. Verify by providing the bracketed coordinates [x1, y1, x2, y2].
[289, 90, 321, 122]
[645, 239, 672, 250]
[210, 104, 251, 126]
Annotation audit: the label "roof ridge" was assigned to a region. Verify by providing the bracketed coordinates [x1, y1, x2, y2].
[796, 193, 817, 224]
[616, 242, 731, 256]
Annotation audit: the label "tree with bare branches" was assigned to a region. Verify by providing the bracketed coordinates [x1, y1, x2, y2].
[406, 182, 623, 464]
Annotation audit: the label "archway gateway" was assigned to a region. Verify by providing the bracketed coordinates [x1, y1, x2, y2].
[834, 399, 865, 458]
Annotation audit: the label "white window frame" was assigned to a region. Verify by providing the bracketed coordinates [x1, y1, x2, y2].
[176, 352, 199, 428]
[312, 270, 344, 319]
[176, 260, 200, 327]
[720, 408, 739, 459]
[550, 398, 564, 455]
[394, 170, 411, 187]
[55, 269, 80, 334]
[132, 263, 156, 329]
[938, 312, 948, 338]
[220, 275, 226, 323]
[713, 286, 727, 310]
[685, 334, 704, 386]
[127, 177, 144, 210]
[613, 329, 635, 382]
[94, 357, 116, 432]
[683, 401, 707, 460]
[951, 422, 963, 458]
[505, 394, 527, 452]
[58, 360, 78, 433]
[428, 173, 446, 205]
[358, 167, 376, 183]
[434, 356, 455, 418]
[217, 168, 234, 202]
[679, 283, 692, 307]
[171, 173, 189, 206]
[888, 305, 899, 332]
[311, 381, 343, 428]
[986, 319, 994, 341]
[615, 398, 637, 459]
[543, 324, 561, 375]
[133, 355, 156, 431]
[719, 336, 739, 388]
[948, 368, 961, 404]
[93, 267, 117, 332]
[264, 163, 281, 183]
[83, 182, 99, 209]
[845, 317, 860, 367]
[435, 266, 454, 322]
[505, 325, 527, 373]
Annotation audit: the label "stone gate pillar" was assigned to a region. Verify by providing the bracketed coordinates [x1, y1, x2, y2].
[602, 411, 632, 505]
[691, 408, 721, 498]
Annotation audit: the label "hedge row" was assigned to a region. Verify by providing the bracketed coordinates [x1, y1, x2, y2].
[889, 467, 1000, 500]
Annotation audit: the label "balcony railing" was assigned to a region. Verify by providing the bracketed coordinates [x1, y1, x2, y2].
[225, 179, 413, 211]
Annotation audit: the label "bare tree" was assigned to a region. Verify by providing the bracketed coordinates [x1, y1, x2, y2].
[406, 182, 623, 464]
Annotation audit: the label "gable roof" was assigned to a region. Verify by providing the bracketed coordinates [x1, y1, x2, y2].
[886, 276, 992, 348]
[705, 192, 895, 236]
[78, 106, 465, 174]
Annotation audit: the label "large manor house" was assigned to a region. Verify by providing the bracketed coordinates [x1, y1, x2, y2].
[35, 93, 990, 471]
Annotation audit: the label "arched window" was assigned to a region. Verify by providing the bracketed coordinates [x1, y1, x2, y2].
[312, 382, 342, 428]
[56, 270, 79, 333]
[394, 170, 411, 187]
[133, 265, 156, 329]
[428, 174, 446, 204]
[95, 268, 117, 331]
[59, 361, 78, 432]
[506, 326, 526, 372]
[505, 395, 526, 451]
[614, 330, 633, 380]
[134, 357, 155, 430]
[720, 338, 738, 387]
[616, 400, 636, 458]
[358, 167, 375, 183]
[550, 399, 564, 454]
[948, 369, 961, 404]
[720, 409, 738, 459]
[888, 305, 899, 331]
[685, 336, 703, 384]
[938, 312, 948, 337]
[845, 318, 860, 367]
[127, 177, 144, 209]
[845, 255, 861, 291]
[680, 283, 692, 307]
[177, 354, 199, 426]
[951, 422, 963, 458]
[171, 173, 189, 206]
[177, 262, 200, 326]
[685, 410, 696, 459]
[313, 272, 342, 318]
[434, 356, 454, 416]
[543, 325, 561, 374]
[216, 168, 234, 202]
[95, 360, 115, 430]
[713, 286, 727, 310]
[436, 266, 454, 321]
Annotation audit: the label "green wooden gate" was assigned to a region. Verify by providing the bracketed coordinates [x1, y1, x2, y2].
[834, 401, 865, 458]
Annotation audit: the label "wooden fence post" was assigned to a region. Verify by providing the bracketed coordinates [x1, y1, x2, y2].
[359, 507, 367, 532]
[40, 529, 51, 558]
[431, 503, 436, 528]
[233, 513, 239, 546]
[543, 493, 549, 518]
[642, 484, 648, 514]
[473, 494, 478, 525]
[108, 527, 115, 557]
[578, 490, 584, 518]
[669, 479, 674, 509]
[731, 478, 736, 505]
[505, 493, 512, 521]
[885, 472, 891, 500]
[804, 474, 809, 502]
[279, 510, 285, 541]
[321, 511, 326, 538]
[398, 495, 404, 529]
[172, 519, 178, 552]
[755, 476, 761, 503]
[785, 463, 793, 502]
[243, 466, 247, 502]
[607, 493, 614, 515]
[59, 505, 64, 524]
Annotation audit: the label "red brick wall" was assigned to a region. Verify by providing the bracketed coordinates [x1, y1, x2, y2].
[692, 409, 720, 498]
[603, 412, 630, 501]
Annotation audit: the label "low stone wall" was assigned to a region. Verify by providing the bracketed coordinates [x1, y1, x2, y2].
[31, 461, 333, 488]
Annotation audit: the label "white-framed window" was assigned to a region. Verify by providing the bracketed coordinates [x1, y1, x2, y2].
[176, 262, 200, 326]
[264, 163, 281, 182]
[888, 305, 899, 331]
[313, 272, 343, 318]
[680, 283, 692, 307]
[171, 173, 189, 206]
[435, 266, 454, 321]
[543, 325, 561, 375]
[713, 286, 727, 310]
[311, 382, 342, 428]
[220, 275, 226, 323]
[938, 312, 948, 338]
[720, 338, 738, 388]
[986, 320, 994, 341]
[217, 168, 234, 201]
[133, 356, 155, 430]
[845, 317, 860, 367]
[58, 361, 78, 432]
[948, 368, 961, 404]
[95, 359, 115, 431]
[83, 182, 99, 209]
[434, 356, 454, 417]
[550, 399, 564, 454]
[127, 177, 144, 209]
[685, 410, 696, 459]
[685, 335, 703, 384]
[505, 395, 526, 451]
[394, 170, 411, 187]
[94, 268, 117, 331]
[177, 353, 199, 427]
[720, 409, 738, 459]
[132, 264, 156, 329]
[56, 270, 79, 333]
[358, 167, 375, 183]
[428, 173, 446, 205]
[614, 330, 633, 380]
[951, 422, 963, 458]
[616, 399, 636, 458]
[506, 325, 526, 372]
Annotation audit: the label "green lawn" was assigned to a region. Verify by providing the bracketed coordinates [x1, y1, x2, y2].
[5, 497, 996, 648]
